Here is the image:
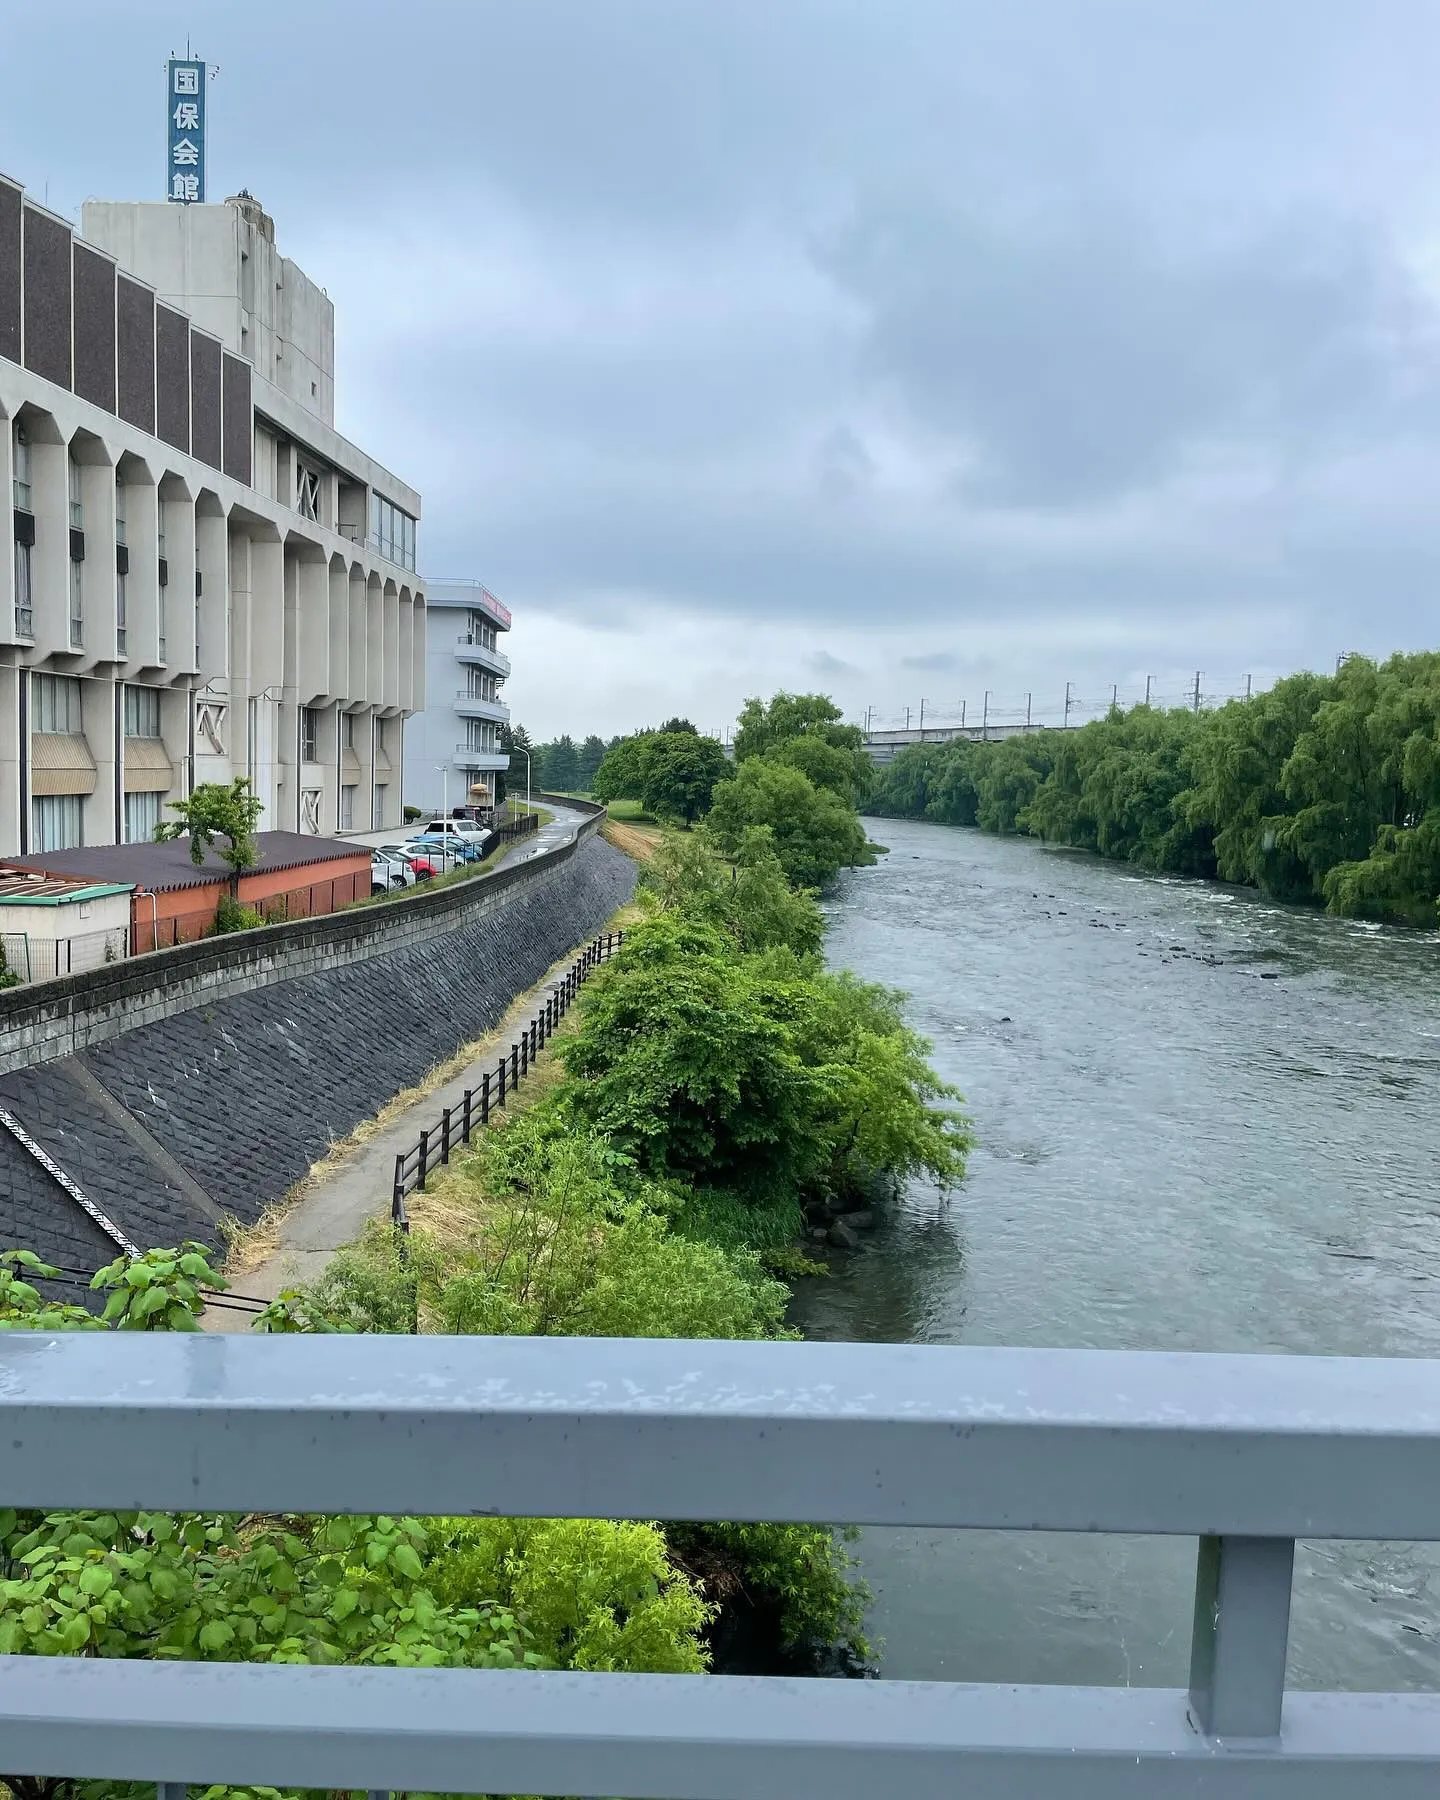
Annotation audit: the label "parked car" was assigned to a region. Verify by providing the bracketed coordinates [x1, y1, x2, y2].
[372, 849, 417, 890]
[380, 843, 441, 880]
[418, 818, 490, 851]
[403, 837, 465, 871]
[371, 852, 407, 895]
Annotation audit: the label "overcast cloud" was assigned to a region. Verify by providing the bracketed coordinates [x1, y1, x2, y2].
[6, 1, 1440, 735]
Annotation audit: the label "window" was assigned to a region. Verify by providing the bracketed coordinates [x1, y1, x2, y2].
[369, 494, 417, 571]
[13, 538, 32, 639]
[158, 585, 166, 665]
[296, 463, 321, 522]
[116, 569, 127, 657]
[302, 706, 319, 762]
[372, 783, 385, 829]
[114, 474, 127, 547]
[342, 711, 355, 750]
[68, 451, 83, 529]
[12, 420, 31, 512]
[123, 790, 161, 844]
[124, 686, 161, 738]
[69, 560, 83, 649]
[33, 675, 83, 734]
[340, 784, 356, 831]
[32, 794, 82, 852]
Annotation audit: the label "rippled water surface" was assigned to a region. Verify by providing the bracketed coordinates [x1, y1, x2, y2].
[790, 816, 1440, 1690]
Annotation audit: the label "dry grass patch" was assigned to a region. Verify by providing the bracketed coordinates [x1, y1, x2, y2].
[604, 818, 664, 861]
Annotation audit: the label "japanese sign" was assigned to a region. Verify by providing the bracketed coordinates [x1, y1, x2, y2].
[166, 59, 206, 204]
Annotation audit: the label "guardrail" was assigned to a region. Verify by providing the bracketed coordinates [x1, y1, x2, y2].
[390, 928, 624, 1222]
[1, 1336, 1439, 1794]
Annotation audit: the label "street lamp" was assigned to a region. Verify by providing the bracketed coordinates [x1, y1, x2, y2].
[434, 763, 449, 819]
[516, 746, 531, 818]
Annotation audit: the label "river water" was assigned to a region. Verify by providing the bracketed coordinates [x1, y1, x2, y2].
[790, 815, 1440, 1692]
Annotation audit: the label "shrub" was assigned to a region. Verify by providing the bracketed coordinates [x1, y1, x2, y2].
[214, 894, 265, 934]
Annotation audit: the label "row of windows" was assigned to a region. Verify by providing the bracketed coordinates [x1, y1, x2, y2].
[465, 669, 502, 701]
[463, 723, 500, 754]
[28, 790, 164, 854]
[466, 611, 499, 651]
[31, 675, 164, 737]
[370, 494, 417, 571]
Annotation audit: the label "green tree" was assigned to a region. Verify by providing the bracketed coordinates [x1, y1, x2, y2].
[767, 731, 871, 805]
[732, 693, 864, 762]
[591, 731, 657, 805]
[640, 731, 730, 824]
[578, 734, 609, 790]
[156, 778, 263, 891]
[706, 760, 875, 888]
[641, 827, 825, 956]
[544, 733, 581, 792]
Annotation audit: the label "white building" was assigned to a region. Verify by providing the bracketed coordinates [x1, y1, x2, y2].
[0, 175, 424, 855]
[403, 579, 511, 817]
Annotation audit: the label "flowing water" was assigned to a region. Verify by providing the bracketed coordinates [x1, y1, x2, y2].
[790, 815, 1440, 1691]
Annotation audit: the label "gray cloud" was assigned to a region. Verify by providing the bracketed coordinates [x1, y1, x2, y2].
[5, 1, 1440, 735]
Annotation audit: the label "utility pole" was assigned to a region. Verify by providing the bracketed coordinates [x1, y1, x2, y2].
[1193, 670, 1202, 715]
[904, 706, 911, 732]
[864, 705, 873, 735]
[960, 699, 966, 730]
[1025, 692, 1032, 729]
[919, 698, 926, 740]
[1111, 684, 1118, 711]
[1144, 674, 1153, 706]
[1244, 674, 1252, 702]
[982, 690, 990, 741]
[1064, 681, 1072, 728]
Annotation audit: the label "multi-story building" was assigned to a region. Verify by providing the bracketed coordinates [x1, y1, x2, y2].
[403, 579, 511, 817]
[0, 174, 425, 855]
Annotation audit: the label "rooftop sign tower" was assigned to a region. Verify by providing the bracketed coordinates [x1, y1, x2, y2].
[166, 52, 207, 203]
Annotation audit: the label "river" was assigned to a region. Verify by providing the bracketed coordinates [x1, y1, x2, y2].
[790, 815, 1440, 1692]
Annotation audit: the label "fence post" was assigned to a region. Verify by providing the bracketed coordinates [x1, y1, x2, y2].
[462, 1087, 473, 1143]
[530, 1020, 538, 1060]
[418, 1129, 430, 1191]
[441, 1107, 453, 1165]
[1188, 1536, 1295, 1739]
[392, 1154, 406, 1219]
[511, 1044, 519, 1086]
[520, 1033, 528, 1078]
[497, 1058, 507, 1106]
[481, 1071, 491, 1125]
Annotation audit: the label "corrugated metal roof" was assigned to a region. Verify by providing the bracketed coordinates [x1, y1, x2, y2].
[0, 867, 133, 904]
[11, 831, 369, 893]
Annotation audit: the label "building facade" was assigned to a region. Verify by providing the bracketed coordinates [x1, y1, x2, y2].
[0, 175, 424, 857]
[403, 579, 510, 816]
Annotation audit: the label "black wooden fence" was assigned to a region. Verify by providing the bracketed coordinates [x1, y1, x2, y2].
[390, 930, 625, 1226]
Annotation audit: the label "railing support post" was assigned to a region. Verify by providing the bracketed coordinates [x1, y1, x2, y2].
[462, 1087, 472, 1143]
[417, 1129, 429, 1191]
[1188, 1535, 1294, 1739]
[441, 1107, 453, 1164]
[497, 1058, 507, 1106]
[481, 1071, 491, 1125]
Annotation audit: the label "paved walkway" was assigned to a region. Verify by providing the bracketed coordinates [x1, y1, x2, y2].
[206, 802, 598, 1329]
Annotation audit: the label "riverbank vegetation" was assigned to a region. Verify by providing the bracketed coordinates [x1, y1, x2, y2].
[0, 693, 967, 1776]
[868, 651, 1440, 927]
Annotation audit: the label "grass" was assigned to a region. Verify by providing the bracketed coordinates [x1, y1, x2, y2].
[605, 797, 656, 823]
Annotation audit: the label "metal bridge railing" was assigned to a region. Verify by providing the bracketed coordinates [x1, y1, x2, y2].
[1, 1336, 1439, 1795]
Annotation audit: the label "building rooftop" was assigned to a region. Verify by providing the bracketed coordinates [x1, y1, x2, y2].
[0, 869, 133, 905]
[12, 832, 366, 894]
[424, 579, 511, 630]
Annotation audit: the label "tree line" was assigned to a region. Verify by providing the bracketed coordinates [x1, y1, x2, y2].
[867, 651, 1440, 927]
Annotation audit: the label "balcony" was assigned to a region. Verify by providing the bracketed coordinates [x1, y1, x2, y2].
[454, 745, 509, 770]
[455, 691, 510, 722]
[3, 1334, 1440, 1795]
[455, 635, 511, 677]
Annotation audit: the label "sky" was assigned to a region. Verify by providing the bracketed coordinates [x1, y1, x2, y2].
[5, 2, 1440, 740]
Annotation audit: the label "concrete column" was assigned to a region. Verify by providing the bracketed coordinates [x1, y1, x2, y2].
[195, 497, 229, 686]
[122, 458, 161, 673]
[328, 556, 349, 701]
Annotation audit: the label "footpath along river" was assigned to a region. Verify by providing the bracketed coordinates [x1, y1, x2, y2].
[789, 814, 1440, 1692]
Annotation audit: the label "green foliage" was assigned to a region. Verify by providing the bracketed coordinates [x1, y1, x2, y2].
[667, 1522, 870, 1667]
[428, 1517, 712, 1673]
[732, 693, 864, 763]
[0, 1251, 102, 1331]
[559, 914, 968, 1211]
[706, 759, 876, 888]
[592, 729, 728, 823]
[90, 1243, 226, 1332]
[868, 651, 1440, 926]
[640, 827, 826, 956]
[213, 894, 265, 934]
[766, 731, 871, 805]
[156, 778, 263, 877]
[0, 936, 19, 990]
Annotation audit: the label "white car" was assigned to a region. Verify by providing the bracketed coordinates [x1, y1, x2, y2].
[371, 850, 414, 892]
[418, 817, 490, 847]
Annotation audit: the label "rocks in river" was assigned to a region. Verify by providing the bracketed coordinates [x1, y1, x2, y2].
[828, 1219, 862, 1250]
[1260, 971, 1280, 980]
[838, 1209, 876, 1231]
[1000, 1015, 1012, 1023]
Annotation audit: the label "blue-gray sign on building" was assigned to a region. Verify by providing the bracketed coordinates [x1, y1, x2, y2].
[166, 59, 206, 204]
